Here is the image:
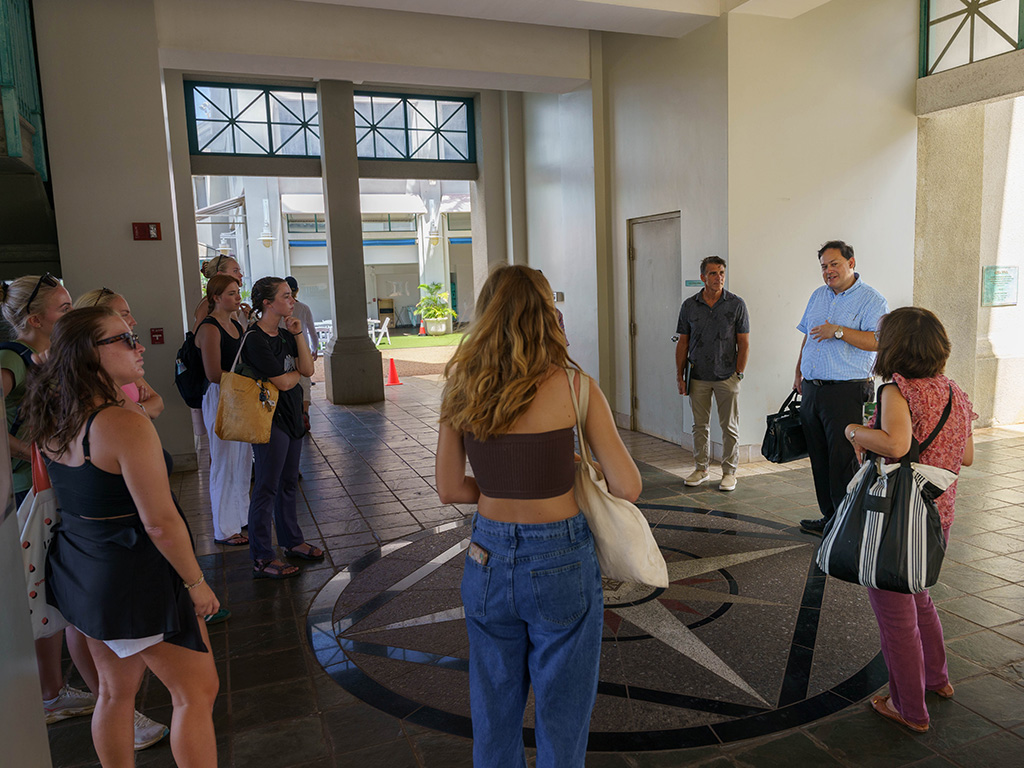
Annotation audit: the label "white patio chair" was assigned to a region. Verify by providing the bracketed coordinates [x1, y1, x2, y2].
[373, 316, 392, 346]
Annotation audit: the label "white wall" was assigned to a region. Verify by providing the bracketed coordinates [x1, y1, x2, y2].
[727, 0, 919, 447]
[523, 86, 601, 377]
[34, 0, 196, 465]
[601, 18, 730, 417]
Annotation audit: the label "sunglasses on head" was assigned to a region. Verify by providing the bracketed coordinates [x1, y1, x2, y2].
[96, 332, 141, 350]
[24, 273, 61, 313]
[92, 287, 115, 306]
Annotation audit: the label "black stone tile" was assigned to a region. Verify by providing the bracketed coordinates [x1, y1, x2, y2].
[323, 702, 406, 752]
[411, 731, 475, 767]
[940, 596, 1022, 628]
[335, 737, 420, 767]
[229, 647, 309, 691]
[946, 630, 1024, 669]
[230, 678, 318, 729]
[806, 707, 933, 766]
[232, 715, 328, 766]
[946, 731, 1024, 767]
[229, 619, 306, 657]
[952, 674, 1024, 726]
[915, 698, 1000, 751]
[732, 730, 843, 767]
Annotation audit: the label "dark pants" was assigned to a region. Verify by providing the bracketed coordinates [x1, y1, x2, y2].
[248, 424, 305, 561]
[799, 379, 873, 520]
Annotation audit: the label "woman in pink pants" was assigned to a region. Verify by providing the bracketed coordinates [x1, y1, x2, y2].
[843, 307, 976, 733]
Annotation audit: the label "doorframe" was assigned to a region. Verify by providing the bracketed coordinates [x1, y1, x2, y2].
[626, 210, 681, 433]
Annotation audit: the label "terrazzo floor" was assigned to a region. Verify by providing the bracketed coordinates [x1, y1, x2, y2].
[47, 375, 1024, 767]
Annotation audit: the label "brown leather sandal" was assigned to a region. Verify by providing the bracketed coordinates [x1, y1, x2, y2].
[870, 695, 928, 733]
[929, 683, 954, 699]
[253, 559, 300, 579]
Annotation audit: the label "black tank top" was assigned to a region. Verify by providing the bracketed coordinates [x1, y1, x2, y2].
[199, 316, 244, 372]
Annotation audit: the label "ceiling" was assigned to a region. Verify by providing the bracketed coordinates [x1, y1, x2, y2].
[296, 0, 836, 38]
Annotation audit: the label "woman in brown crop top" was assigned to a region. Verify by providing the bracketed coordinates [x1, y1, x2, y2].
[436, 265, 640, 768]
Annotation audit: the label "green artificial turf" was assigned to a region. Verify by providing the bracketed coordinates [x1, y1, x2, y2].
[379, 332, 464, 349]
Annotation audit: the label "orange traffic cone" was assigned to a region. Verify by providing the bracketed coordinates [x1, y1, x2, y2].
[418, 319, 426, 336]
[385, 358, 403, 386]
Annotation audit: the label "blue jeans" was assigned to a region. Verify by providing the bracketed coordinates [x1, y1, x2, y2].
[248, 423, 304, 561]
[461, 512, 603, 768]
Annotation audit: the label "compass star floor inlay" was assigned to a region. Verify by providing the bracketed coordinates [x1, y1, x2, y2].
[308, 503, 888, 750]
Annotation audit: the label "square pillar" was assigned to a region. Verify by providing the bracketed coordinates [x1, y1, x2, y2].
[318, 79, 384, 404]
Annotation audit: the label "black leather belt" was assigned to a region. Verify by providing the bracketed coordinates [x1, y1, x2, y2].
[805, 378, 871, 386]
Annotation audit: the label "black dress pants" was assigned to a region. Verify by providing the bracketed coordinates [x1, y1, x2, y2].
[799, 379, 874, 520]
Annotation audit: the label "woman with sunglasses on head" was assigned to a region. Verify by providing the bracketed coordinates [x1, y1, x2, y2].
[24, 306, 220, 768]
[75, 288, 164, 420]
[0, 275, 100, 730]
[243, 277, 318, 579]
[436, 265, 642, 768]
[194, 275, 250, 548]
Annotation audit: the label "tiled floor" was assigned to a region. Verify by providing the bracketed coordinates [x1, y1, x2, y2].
[48, 376, 1024, 767]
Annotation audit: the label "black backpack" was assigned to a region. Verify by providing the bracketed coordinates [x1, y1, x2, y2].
[173, 331, 209, 408]
[0, 341, 36, 435]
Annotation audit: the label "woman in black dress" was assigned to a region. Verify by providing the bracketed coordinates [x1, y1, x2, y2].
[24, 307, 220, 767]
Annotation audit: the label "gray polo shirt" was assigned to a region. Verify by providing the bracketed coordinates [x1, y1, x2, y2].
[676, 289, 750, 381]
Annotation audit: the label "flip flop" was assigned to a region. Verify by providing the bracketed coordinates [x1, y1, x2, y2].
[284, 543, 324, 561]
[870, 695, 928, 733]
[204, 608, 231, 625]
[215, 533, 249, 546]
[929, 683, 954, 699]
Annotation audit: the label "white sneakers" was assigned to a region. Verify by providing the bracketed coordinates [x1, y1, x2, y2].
[43, 685, 96, 724]
[44, 686, 167, 751]
[684, 469, 709, 486]
[684, 469, 738, 491]
[133, 710, 170, 751]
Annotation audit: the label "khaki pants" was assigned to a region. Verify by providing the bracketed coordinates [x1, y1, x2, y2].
[689, 375, 741, 475]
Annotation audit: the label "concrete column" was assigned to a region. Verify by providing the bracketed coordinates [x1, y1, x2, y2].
[501, 91, 528, 265]
[318, 79, 384, 404]
[470, 90, 508, 299]
[914, 106, 985, 400]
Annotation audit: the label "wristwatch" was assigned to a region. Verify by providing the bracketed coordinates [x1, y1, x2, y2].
[736, 372, 744, 380]
[833, 326, 844, 340]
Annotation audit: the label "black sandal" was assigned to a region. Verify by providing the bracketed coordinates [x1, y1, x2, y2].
[215, 533, 249, 546]
[253, 559, 300, 579]
[284, 543, 325, 561]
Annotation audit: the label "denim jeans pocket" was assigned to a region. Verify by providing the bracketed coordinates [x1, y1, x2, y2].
[461, 556, 490, 618]
[530, 561, 586, 626]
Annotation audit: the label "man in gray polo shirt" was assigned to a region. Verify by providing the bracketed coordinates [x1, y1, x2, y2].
[675, 256, 750, 491]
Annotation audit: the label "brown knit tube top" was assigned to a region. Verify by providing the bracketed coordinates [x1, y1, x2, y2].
[463, 427, 576, 499]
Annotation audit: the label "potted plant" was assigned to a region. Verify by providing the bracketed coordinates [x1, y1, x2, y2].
[414, 282, 457, 335]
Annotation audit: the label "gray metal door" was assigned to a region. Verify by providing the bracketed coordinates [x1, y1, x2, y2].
[629, 213, 684, 444]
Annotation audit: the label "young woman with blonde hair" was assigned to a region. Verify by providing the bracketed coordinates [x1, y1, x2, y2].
[436, 264, 641, 768]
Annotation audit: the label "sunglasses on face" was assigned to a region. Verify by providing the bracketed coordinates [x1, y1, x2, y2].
[96, 332, 141, 350]
[24, 273, 61, 313]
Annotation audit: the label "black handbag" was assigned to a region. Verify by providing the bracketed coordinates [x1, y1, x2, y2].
[816, 385, 955, 594]
[761, 390, 808, 463]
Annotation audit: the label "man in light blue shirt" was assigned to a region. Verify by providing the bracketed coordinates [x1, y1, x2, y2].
[794, 241, 888, 534]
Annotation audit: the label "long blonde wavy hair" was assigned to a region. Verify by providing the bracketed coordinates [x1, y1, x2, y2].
[440, 264, 577, 438]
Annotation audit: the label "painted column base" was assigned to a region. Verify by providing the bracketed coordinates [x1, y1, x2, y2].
[324, 335, 385, 404]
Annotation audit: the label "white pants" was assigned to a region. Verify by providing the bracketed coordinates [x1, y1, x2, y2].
[201, 382, 251, 541]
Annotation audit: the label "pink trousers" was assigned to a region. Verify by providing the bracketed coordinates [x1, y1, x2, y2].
[866, 529, 951, 725]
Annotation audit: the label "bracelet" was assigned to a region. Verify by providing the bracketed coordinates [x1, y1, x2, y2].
[183, 573, 205, 591]
[848, 426, 861, 442]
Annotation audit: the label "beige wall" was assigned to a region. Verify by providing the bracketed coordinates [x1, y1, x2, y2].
[34, 0, 196, 465]
[523, 87, 602, 378]
[602, 18, 731, 417]
[727, 0, 920, 448]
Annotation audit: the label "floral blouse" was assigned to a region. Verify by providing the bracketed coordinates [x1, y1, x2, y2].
[871, 374, 977, 530]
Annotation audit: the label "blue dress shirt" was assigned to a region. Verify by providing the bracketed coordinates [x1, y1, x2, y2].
[797, 274, 888, 381]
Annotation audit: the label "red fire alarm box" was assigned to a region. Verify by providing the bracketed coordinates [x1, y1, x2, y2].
[132, 222, 162, 241]
[150, 328, 164, 345]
